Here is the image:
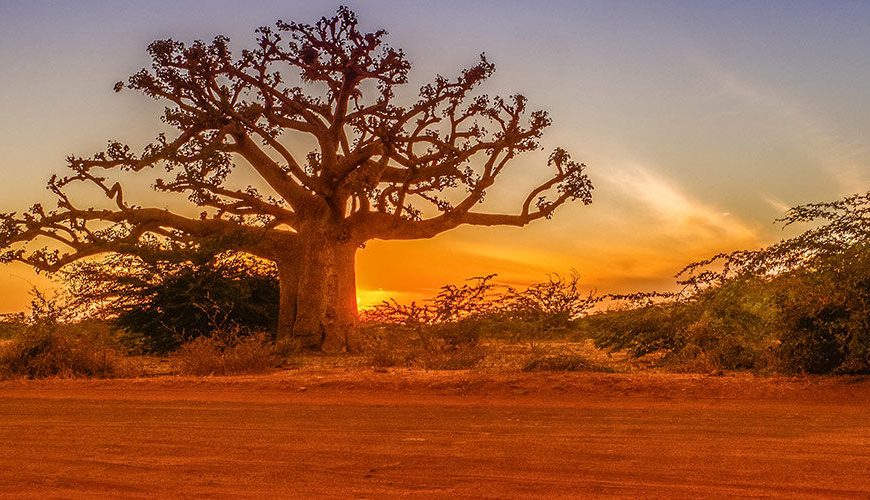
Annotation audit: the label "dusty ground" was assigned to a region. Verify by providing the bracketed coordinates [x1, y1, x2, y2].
[1, 370, 869, 498]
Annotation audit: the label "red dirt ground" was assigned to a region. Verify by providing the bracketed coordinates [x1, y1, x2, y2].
[1, 370, 869, 498]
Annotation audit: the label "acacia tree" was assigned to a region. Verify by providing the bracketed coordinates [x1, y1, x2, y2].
[0, 7, 592, 350]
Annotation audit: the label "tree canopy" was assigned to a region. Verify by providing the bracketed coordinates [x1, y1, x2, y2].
[0, 7, 593, 349]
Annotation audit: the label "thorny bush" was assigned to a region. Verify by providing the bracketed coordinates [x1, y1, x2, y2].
[0, 291, 134, 379]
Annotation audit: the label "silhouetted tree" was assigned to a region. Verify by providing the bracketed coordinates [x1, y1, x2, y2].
[677, 191, 870, 288]
[0, 7, 593, 350]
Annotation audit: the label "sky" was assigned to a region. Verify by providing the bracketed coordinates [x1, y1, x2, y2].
[1, 0, 869, 311]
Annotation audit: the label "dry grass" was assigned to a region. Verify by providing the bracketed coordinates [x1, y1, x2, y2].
[356, 321, 636, 373]
[0, 321, 141, 379]
[522, 353, 616, 372]
[358, 325, 487, 370]
[363, 342, 486, 371]
[0, 318, 737, 379]
[174, 331, 279, 376]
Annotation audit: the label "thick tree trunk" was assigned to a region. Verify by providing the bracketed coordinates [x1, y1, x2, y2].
[280, 229, 358, 351]
[276, 260, 299, 341]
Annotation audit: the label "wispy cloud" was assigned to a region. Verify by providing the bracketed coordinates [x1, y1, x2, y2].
[603, 163, 759, 246]
[762, 193, 791, 215]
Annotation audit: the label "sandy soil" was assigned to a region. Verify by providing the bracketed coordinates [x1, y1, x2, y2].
[1, 370, 869, 498]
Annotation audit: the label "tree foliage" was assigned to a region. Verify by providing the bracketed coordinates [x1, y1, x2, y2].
[0, 6, 593, 269]
[587, 190, 870, 374]
[0, 6, 593, 348]
[677, 191, 870, 289]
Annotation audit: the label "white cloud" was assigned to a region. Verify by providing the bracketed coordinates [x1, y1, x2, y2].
[603, 163, 759, 246]
[762, 194, 791, 215]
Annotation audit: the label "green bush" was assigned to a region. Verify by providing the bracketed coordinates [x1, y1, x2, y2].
[583, 298, 687, 358]
[778, 306, 846, 374]
[117, 265, 279, 353]
[771, 254, 870, 374]
[680, 315, 757, 370]
[65, 252, 279, 354]
[583, 188, 870, 374]
[584, 278, 780, 372]
[0, 315, 24, 340]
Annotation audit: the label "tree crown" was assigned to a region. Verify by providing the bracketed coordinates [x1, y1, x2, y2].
[0, 6, 592, 271]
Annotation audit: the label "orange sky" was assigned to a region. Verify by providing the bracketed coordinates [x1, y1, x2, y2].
[1, 1, 868, 312]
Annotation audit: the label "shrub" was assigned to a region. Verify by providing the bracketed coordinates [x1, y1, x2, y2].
[0, 324, 129, 379]
[672, 192, 870, 374]
[0, 293, 132, 379]
[174, 329, 278, 376]
[504, 271, 599, 334]
[355, 324, 402, 367]
[675, 297, 769, 371]
[64, 252, 279, 354]
[765, 249, 870, 374]
[584, 279, 776, 372]
[584, 297, 687, 358]
[358, 322, 486, 370]
[361, 276, 499, 369]
[362, 273, 598, 345]
[778, 307, 846, 374]
[412, 323, 486, 370]
[0, 314, 24, 340]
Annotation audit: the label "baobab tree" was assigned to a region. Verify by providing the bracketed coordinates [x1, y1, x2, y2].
[0, 7, 593, 350]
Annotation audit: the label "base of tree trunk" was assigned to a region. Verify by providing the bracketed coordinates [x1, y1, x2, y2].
[276, 234, 358, 352]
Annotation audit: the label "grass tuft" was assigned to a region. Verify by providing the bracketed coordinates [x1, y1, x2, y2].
[174, 330, 278, 376]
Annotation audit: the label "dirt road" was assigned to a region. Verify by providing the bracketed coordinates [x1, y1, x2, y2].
[1, 371, 869, 498]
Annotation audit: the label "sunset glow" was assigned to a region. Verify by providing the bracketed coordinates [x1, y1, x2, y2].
[1, 1, 868, 312]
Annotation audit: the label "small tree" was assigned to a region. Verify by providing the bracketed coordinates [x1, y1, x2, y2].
[677, 191, 870, 288]
[653, 191, 870, 372]
[0, 7, 593, 350]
